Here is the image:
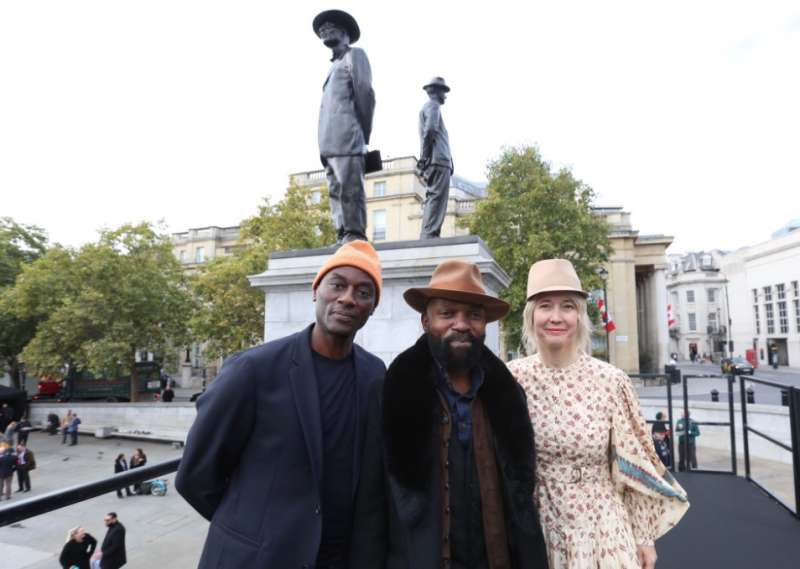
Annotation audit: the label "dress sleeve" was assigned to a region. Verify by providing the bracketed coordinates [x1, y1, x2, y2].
[610, 370, 689, 543]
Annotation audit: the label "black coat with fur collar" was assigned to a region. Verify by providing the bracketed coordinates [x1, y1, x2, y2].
[349, 335, 548, 569]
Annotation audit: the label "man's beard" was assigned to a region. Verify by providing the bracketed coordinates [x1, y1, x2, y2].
[427, 331, 485, 372]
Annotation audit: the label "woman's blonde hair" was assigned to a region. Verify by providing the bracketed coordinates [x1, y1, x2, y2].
[66, 526, 80, 543]
[522, 292, 593, 355]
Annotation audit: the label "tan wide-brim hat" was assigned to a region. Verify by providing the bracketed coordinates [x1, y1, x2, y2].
[526, 259, 589, 301]
[404, 260, 510, 322]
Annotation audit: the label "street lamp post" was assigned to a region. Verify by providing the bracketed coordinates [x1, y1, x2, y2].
[596, 267, 610, 363]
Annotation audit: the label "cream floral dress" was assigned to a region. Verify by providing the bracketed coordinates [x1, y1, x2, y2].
[507, 353, 689, 569]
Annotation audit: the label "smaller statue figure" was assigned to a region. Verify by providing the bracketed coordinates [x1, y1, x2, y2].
[416, 77, 454, 239]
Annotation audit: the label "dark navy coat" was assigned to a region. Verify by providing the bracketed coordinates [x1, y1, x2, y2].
[176, 325, 385, 569]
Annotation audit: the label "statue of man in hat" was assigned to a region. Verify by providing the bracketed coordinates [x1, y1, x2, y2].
[314, 9, 375, 244]
[417, 77, 454, 239]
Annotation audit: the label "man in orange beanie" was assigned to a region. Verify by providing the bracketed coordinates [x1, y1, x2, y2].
[178, 241, 386, 569]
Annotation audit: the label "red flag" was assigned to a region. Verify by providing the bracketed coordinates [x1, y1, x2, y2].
[595, 297, 616, 332]
[667, 304, 676, 328]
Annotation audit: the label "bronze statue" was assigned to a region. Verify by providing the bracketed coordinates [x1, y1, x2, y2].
[314, 10, 375, 243]
[416, 77, 454, 239]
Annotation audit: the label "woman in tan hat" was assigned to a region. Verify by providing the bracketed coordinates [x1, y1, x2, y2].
[507, 259, 688, 569]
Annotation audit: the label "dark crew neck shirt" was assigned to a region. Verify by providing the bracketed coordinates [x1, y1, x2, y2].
[312, 350, 357, 569]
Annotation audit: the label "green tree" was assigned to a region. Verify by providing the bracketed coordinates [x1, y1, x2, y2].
[462, 146, 612, 352]
[190, 183, 336, 360]
[0, 218, 48, 388]
[8, 223, 194, 401]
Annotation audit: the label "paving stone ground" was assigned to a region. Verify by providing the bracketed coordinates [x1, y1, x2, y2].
[0, 432, 207, 569]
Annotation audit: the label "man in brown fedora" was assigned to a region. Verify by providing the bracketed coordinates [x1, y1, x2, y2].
[417, 77, 454, 239]
[350, 260, 548, 569]
[314, 9, 375, 244]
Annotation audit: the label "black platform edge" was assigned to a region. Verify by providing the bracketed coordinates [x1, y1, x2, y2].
[269, 235, 487, 260]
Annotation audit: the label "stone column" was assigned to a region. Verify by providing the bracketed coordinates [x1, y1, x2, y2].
[652, 266, 669, 370]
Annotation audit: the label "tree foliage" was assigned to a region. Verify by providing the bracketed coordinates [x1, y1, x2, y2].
[7, 223, 194, 400]
[189, 183, 336, 360]
[462, 146, 612, 352]
[0, 218, 48, 388]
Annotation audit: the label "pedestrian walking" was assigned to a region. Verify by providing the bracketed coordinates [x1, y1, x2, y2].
[15, 442, 35, 492]
[61, 411, 73, 444]
[0, 443, 16, 500]
[60, 526, 98, 569]
[3, 420, 18, 446]
[114, 454, 133, 498]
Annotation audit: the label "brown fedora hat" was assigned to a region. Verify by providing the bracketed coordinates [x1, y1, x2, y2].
[526, 259, 589, 301]
[404, 260, 510, 322]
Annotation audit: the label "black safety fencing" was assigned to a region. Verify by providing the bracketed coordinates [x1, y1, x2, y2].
[0, 457, 181, 528]
[738, 375, 800, 517]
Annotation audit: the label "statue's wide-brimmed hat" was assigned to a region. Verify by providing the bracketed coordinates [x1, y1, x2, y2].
[313, 10, 360, 44]
[526, 259, 589, 301]
[404, 260, 509, 322]
[423, 76, 451, 92]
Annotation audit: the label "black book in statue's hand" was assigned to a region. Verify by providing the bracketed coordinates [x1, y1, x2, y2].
[365, 149, 383, 174]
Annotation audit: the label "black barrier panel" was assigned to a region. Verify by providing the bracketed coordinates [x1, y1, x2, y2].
[740, 375, 800, 518]
[680, 374, 737, 475]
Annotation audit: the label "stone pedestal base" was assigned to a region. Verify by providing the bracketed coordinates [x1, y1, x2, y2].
[249, 236, 511, 365]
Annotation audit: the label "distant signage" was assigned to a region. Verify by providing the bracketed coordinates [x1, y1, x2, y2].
[615, 335, 628, 343]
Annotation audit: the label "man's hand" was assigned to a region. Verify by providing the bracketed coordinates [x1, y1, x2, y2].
[636, 544, 657, 569]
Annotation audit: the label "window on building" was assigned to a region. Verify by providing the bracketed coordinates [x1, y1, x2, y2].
[752, 288, 759, 303]
[179, 250, 186, 263]
[794, 297, 800, 333]
[707, 288, 716, 303]
[776, 283, 786, 300]
[702, 254, 712, 268]
[195, 247, 205, 263]
[671, 291, 679, 306]
[372, 210, 386, 241]
[310, 190, 322, 204]
[792, 281, 799, 298]
[686, 290, 695, 303]
[688, 313, 697, 331]
[754, 304, 761, 335]
[778, 301, 788, 334]
[373, 181, 386, 197]
[764, 286, 772, 302]
[765, 303, 775, 334]
[708, 312, 717, 332]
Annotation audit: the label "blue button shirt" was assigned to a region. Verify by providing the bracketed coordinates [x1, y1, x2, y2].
[434, 362, 484, 447]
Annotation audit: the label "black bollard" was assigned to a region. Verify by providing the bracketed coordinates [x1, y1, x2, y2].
[781, 390, 789, 407]
[746, 387, 755, 404]
[710, 389, 719, 402]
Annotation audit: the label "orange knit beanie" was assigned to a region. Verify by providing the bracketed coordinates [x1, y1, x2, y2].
[312, 241, 383, 305]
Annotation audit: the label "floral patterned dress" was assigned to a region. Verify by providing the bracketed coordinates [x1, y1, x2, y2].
[507, 353, 689, 569]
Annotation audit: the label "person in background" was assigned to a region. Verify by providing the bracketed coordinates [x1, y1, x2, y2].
[0, 443, 16, 500]
[61, 411, 73, 444]
[129, 449, 146, 495]
[3, 419, 18, 446]
[675, 411, 700, 471]
[68, 414, 82, 446]
[114, 454, 133, 498]
[47, 413, 60, 435]
[651, 412, 672, 468]
[161, 384, 175, 403]
[60, 526, 98, 569]
[16, 416, 32, 445]
[15, 442, 35, 492]
[97, 512, 126, 569]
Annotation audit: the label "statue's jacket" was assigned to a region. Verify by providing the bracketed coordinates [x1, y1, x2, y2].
[318, 46, 375, 160]
[419, 99, 453, 171]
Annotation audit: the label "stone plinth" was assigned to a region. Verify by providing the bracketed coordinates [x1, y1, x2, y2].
[248, 236, 511, 366]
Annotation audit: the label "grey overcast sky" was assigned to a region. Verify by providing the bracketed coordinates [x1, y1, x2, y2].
[1, 1, 798, 254]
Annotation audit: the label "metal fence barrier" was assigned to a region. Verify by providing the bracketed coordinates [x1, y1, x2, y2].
[0, 457, 181, 528]
[738, 375, 800, 517]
